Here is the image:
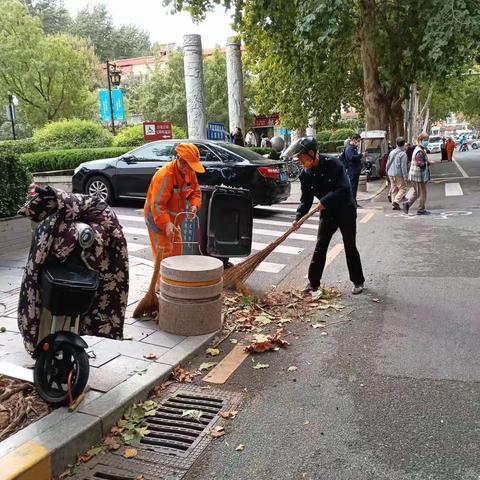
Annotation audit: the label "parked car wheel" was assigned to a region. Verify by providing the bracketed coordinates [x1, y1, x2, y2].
[85, 176, 113, 204]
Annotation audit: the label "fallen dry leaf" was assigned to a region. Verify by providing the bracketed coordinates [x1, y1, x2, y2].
[123, 448, 138, 459]
[312, 323, 325, 329]
[206, 347, 220, 357]
[304, 421, 310, 425]
[143, 353, 158, 360]
[220, 410, 238, 419]
[230, 338, 238, 344]
[136, 476, 145, 480]
[253, 362, 269, 369]
[236, 444, 245, 451]
[110, 425, 122, 435]
[103, 436, 121, 451]
[245, 328, 290, 354]
[172, 366, 198, 383]
[287, 366, 298, 372]
[209, 425, 225, 438]
[320, 331, 328, 336]
[199, 361, 217, 372]
[372, 298, 380, 303]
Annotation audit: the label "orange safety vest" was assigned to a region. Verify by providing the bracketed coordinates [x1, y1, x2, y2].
[144, 159, 201, 232]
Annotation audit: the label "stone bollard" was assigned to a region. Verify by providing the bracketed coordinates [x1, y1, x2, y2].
[159, 255, 224, 336]
[358, 174, 367, 192]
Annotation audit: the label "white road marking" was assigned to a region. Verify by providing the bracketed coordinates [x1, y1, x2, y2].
[118, 214, 145, 223]
[251, 242, 303, 255]
[452, 155, 469, 178]
[445, 182, 464, 196]
[252, 228, 317, 242]
[127, 242, 147, 252]
[230, 257, 286, 273]
[123, 226, 148, 236]
[256, 204, 319, 215]
[253, 218, 317, 230]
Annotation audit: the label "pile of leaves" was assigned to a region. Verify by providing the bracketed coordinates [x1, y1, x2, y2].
[0, 375, 49, 441]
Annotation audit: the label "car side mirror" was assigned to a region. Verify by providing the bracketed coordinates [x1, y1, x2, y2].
[121, 154, 136, 164]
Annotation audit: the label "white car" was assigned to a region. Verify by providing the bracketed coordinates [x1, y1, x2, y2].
[427, 136, 442, 154]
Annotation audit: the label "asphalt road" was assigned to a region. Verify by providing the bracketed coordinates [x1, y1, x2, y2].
[180, 151, 480, 480]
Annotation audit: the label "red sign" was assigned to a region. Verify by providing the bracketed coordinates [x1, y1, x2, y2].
[254, 113, 280, 128]
[143, 121, 173, 140]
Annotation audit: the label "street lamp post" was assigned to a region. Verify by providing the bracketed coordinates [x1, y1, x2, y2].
[7, 94, 16, 140]
[106, 61, 122, 136]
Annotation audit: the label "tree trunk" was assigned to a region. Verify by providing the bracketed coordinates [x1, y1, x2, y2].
[358, 0, 388, 131]
[388, 97, 405, 142]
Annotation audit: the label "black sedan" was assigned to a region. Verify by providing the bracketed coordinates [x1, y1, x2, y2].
[72, 140, 290, 205]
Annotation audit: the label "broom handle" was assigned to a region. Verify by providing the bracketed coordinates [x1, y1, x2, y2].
[146, 246, 163, 294]
[272, 203, 322, 245]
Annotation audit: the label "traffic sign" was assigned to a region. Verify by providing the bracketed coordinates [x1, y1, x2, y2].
[143, 121, 173, 140]
[207, 122, 225, 140]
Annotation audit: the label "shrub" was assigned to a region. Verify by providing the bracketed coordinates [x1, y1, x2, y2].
[318, 140, 345, 153]
[0, 138, 36, 156]
[0, 153, 31, 218]
[33, 120, 113, 151]
[317, 130, 332, 142]
[113, 125, 145, 147]
[249, 147, 280, 159]
[172, 125, 187, 139]
[329, 128, 355, 141]
[21, 147, 131, 173]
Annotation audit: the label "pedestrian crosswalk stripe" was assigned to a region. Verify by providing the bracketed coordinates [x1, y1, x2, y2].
[128, 242, 147, 252]
[256, 204, 319, 215]
[252, 228, 317, 242]
[118, 214, 145, 222]
[123, 226, 148, 236]
[253, 218, 318, 230]
[230, 258, 286, 273]
[251, 242, 303, 255]
[445, 182, 463, 196]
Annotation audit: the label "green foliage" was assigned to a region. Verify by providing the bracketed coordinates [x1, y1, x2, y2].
[70, 3, 151, 62]
[0, 2, 100, 126]
[0, 152, 31, 218]
[21, 147, 130, 172]
[24, 0, 71, 34]
[113, 125, 145, 147]
[317, 141, 345, 153]
[334, 119, 362, 130]
[172, 125, 187, 139]
[249, 147, 280, 159]
[0, 138, 36, 155]
[329, 128, 355, 141]
[33, 120, 113, 151]
[317, 130, 332, 141]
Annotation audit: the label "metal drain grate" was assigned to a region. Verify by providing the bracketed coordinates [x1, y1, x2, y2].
[140, 393, 224, 456]
[71, 385, 242, 480]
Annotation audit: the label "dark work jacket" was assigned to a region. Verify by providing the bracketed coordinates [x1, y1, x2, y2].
[344, 143, 362, 173]
[296, 155, 356, 222]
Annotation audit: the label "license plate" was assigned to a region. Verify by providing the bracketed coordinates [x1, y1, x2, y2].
[280, 172, 288, 182]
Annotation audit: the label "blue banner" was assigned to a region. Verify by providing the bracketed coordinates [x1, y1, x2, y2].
[98, 89, 125, 121]
[98, 90, 110, 122]
[207, 122, 226, 141]
[112, 89, 125, 121]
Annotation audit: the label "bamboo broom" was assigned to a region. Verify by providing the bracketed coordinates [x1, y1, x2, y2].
[223, 204, 323, 289]
[132, 247, 164, 319]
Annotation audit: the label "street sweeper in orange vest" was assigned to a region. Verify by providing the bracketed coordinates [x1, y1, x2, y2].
[144, 143, 205, 264]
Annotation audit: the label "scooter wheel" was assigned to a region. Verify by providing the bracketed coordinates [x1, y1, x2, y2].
[34, 342, 89, 406]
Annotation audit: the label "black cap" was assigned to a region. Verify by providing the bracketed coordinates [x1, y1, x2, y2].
[283, 136, 317, 158]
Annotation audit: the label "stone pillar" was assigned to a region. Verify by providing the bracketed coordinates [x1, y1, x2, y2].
[226, 37, 245, 135]
[183, 34, 206, 139]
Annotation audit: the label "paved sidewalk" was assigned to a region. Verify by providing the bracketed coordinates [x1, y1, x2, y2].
[0, 216, 217, 477]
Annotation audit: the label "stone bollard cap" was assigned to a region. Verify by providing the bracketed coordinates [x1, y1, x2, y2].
[161, 255, 224, 282]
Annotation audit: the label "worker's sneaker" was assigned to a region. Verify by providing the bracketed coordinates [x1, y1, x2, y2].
[401, 202, 410, 214]
[302, 283, 319, 294]
[416, 210, 431, 216]
[351, 283, 364, 295]
[392, 202, 401, 210]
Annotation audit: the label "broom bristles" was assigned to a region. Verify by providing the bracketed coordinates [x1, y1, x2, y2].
[223, 204, 322, 289]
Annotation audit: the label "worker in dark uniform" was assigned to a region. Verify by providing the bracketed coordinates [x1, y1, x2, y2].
[285, 137, 365, 294]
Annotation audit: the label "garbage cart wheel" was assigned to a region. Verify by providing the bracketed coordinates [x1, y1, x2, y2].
[34, 342, 89, 406]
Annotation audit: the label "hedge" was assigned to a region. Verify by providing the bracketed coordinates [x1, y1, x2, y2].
[249, 147, 280, 159]
[329, 128, 355, 141]
[0, 138, 36, 156]
[318, 140, 345, 153]
[0, 153, 31, 218]
[21, 147, 131, 173]
[33, 120, 113, 151]
[113, 125, 144, 147]
[317, 130, 332, 142]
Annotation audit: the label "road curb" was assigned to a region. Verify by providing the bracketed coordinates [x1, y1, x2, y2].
[0, 331, 217, 479]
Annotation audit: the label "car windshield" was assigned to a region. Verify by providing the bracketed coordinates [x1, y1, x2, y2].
[429, 136, 442, 143]
[215, 142, 268, 161]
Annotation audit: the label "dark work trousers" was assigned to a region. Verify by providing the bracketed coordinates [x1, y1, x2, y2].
[308, 212, 365, 287]
[347, 168, 360, 204]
